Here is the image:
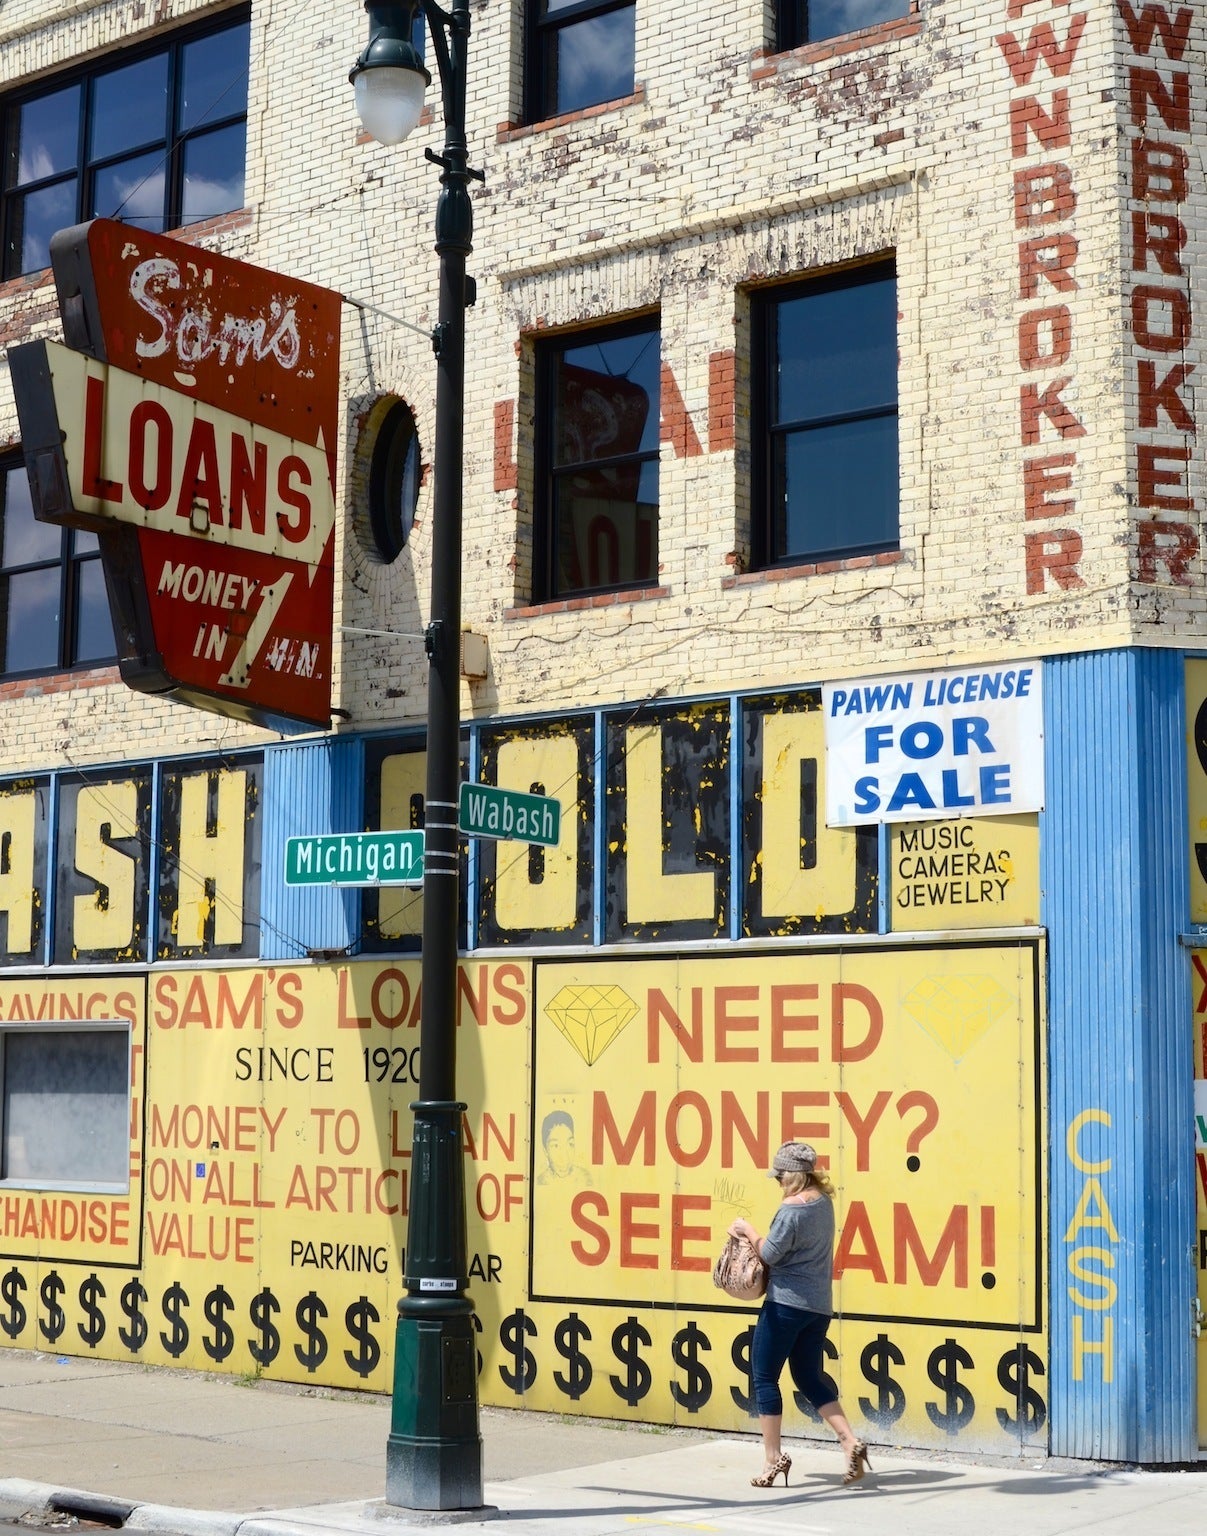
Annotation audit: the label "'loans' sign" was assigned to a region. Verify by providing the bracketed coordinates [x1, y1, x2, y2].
[9, 219, 341, 729]
[823, 663, 1044, 826]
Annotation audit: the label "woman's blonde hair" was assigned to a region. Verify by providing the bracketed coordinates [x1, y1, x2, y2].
[779, 1167, 835, 1200]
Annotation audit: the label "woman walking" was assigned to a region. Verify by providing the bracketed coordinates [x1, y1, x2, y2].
[728, 1140, 869, 1489]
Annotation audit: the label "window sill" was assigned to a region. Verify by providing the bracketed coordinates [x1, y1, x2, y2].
[0, 208, 254, 301]
[0, 664, 120, 699]
[0, 266, 56, 303]
[497, 86, 646, 143]
[506, 583, 670, 617]
[724, 550, 902, 586]
[752, 12, 921, 80]
[166, 206, 254, 244]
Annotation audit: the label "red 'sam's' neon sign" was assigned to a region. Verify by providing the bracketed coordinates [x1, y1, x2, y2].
[10, 219, 342, 729]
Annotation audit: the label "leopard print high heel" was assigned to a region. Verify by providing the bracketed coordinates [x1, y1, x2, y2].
[843, 1440, 871, 1485]
[751, 1451, 791, 1487]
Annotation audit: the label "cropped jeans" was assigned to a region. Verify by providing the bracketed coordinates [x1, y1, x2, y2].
[751, 1294, 839, 1416]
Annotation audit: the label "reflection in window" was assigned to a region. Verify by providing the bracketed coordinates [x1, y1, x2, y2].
[1, 1028, 129, 1190]
[0, 457, 115, 677]
[182, 123, 246, 224]
[1, 7, 250, 278]
[369, 400, 422, 563]
[777, 0, 910, 51]
[534, 316, 661, 600]
[526, 0, 635, 123]
[90, 53, 169, 162]
[751, 261, 899, 568]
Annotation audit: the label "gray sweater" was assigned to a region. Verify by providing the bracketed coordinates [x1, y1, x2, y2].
[760, 1195, 835, 1315]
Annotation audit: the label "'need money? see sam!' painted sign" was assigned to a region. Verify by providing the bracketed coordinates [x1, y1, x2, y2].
[10, 218, 341, 729]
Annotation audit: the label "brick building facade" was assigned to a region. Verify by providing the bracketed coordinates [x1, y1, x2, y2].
[0, 0, 1203, 1466]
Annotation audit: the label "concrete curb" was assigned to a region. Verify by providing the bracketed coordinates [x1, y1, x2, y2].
[0, 1482, 246, 1536]
[123, 1505, 245, 1536]
[0, 1480, 57, 1521]
[238, 1507, 498, 1534]
[0, 1482, 497, 1536]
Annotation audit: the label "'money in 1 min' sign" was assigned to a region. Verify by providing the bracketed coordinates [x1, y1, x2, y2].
[9, 219, 341, 729]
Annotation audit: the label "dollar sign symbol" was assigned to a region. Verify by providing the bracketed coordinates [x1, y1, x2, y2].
[498, 1308, 538, 1394]
[160, 1281, 190, 1358]
[39, 1272, 65, 1345]
[859, 1332, 906, 1426]
[670, 1321, 712, 1412]
[925, 1338, 976, 1433]
[344, 1298, 381, 1379]
[793, 1337, 840, 1422]
[248, 1288, 280, 1367]
[0, 1268, 27, 1340]
[729, 1325, 756, 1416]
[77, 1274, 106, 1349]
[996, 1343, 1047, 1437]
[203, 1284, 235, 1364]
[553, 1312, 593, 1401]
[119, 1280, 148, 1353]
[610, 1316, 652, 1408]
[294, 1290, 329, 1372]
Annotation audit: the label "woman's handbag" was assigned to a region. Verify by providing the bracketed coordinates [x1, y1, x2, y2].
[712, 1234, 767, 1301]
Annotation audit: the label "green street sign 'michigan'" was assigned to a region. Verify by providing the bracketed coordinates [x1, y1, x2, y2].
[284, 830, 425, 886]
[458, 782, 561, 847]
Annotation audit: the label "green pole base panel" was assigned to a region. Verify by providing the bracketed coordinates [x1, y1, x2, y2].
[386, 1311, 485, 1511]
[384, 1430, 489, 1516]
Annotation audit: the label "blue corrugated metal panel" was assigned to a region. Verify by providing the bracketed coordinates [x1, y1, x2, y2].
[1136, 649, 1196, 1460]
[260, 737, 365, 960]
[1045, 648, 1194, 1462]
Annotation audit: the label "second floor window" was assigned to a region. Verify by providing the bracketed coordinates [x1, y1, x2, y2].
[1, 8, 251, 280]
[533, 315, 661, 601]
[526, 0, 635, 123]
[0, 456, 114, 677]
[777, 0, 910, 52]
[751, 261, 899, 569]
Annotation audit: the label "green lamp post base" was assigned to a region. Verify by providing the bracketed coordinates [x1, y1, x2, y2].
[385, 1307, 485, 1510]
[385, 1101, 486, 1513]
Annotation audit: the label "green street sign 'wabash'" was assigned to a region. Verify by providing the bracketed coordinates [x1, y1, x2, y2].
[284, 830, 425, 886]
[458, 782, 560, 847]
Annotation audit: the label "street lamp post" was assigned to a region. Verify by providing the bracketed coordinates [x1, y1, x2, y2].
[350, 1, 484, 1512]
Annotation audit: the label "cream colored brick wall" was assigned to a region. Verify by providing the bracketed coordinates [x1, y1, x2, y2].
[0, 0, 1201, 772]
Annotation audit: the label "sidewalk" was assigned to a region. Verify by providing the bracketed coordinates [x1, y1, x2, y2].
[0, 1349, 1202, 1535]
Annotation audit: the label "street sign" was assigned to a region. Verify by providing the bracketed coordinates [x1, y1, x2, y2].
[458, 782, 561, 847]
[285, 830, 425, 887]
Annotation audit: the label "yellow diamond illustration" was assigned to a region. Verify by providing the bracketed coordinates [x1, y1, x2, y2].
[544, 984, 639, 1066]
[903, 975, 1013, 1061]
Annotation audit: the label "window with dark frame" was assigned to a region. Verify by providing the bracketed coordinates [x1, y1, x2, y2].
[525, 0, 635, 124]
[751, 261, 899, 569]
[776, 0, 910, 52]
[0, 454, 114, 677]
[533, 315, 661, 602]
[369, 400, 422, 563]
[1, 7, 251, 280]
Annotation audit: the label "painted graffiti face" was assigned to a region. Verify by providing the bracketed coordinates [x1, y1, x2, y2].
[544, 1123, 576, 1178]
